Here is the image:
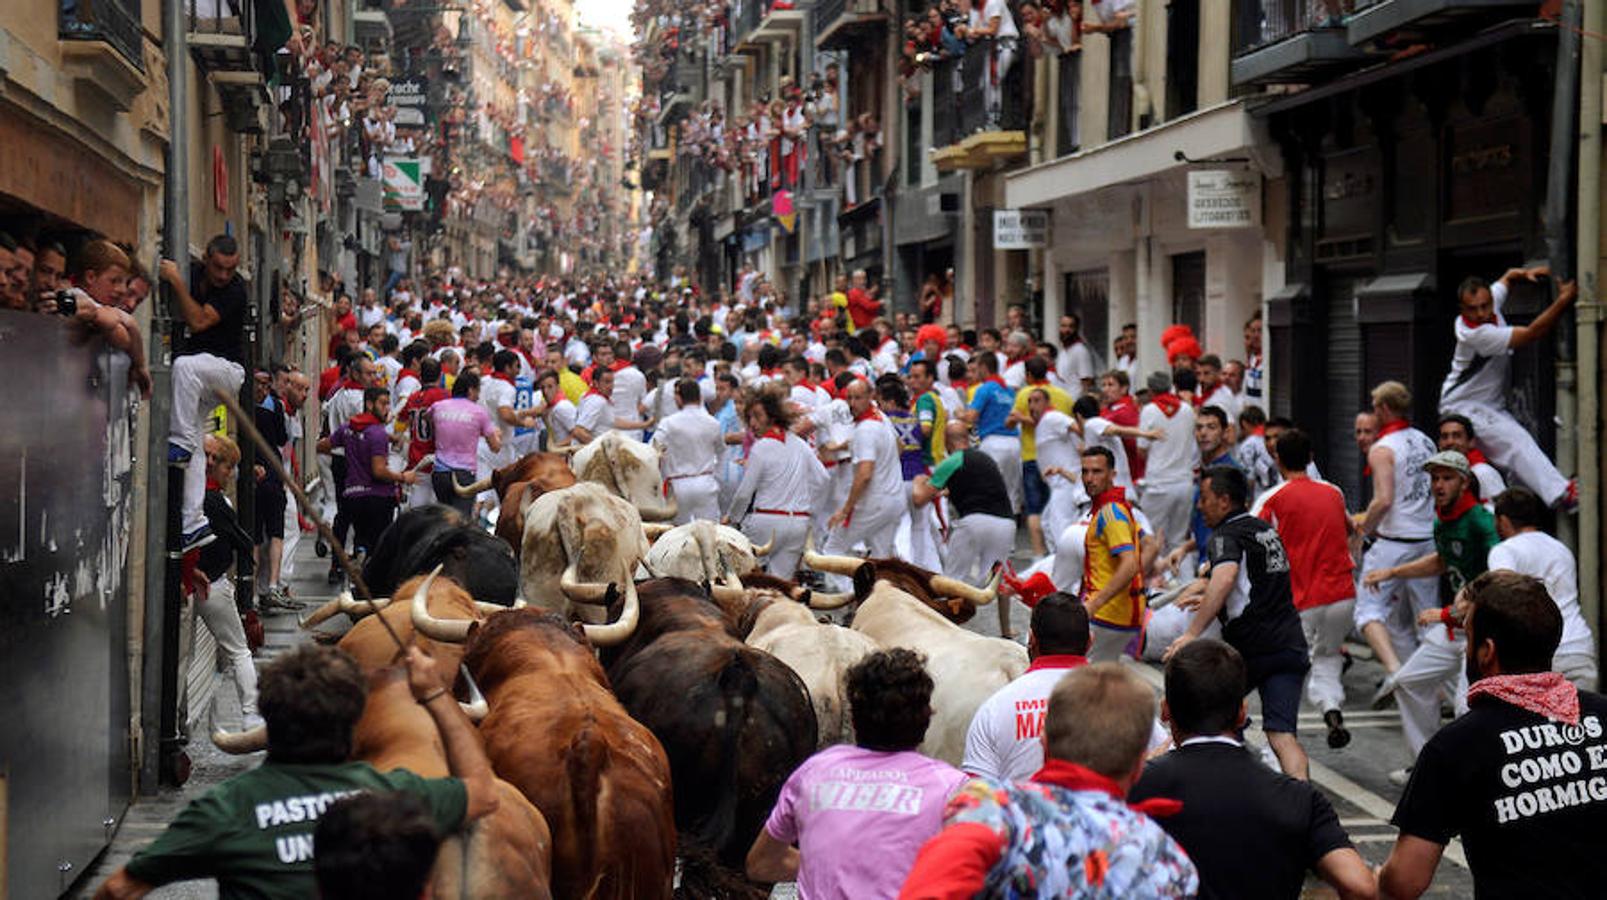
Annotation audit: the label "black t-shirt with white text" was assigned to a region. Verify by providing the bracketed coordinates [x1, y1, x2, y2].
[1206, 511, 1308, 663]
[1392, 691, 1607, 898]
[177, 262, 246, 363]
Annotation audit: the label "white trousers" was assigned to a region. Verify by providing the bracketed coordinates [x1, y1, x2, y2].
[1088, 622, 1138, 663]
[822, 491, 903, 591]
[905, 484, 944, 573]
[669, 474, 722, 524]
[1141, 480, 1194, 555]
[1441, 402, 1569, 504]
[200, 577, 258, 723]
[405, 475, 437, 510]
[1356, 536, 1439, 663]
[744, 512, 814, 580]
[1395, 626, 1468, 756]
[279, 498, 302, 582]
[945, 514, 1016, 585]
[980, 434, 1023, 515]
[171, 353, 245, 534]
[814, 463, 852, 546]
[1301, 599, 1356, 714]
[1042, 481, 1086, 556]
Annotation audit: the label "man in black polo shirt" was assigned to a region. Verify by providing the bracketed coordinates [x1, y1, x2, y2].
[1165, 465, 1311, 779]
[1131, 640, 1375, 900]
[1380, 569, 1607, 898]
[160, 235, 248, 553]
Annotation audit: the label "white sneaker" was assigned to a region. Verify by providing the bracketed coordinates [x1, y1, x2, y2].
[1388, 766, 1414, 786]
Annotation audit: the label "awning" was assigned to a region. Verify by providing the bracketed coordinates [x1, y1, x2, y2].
[1005, 100, 1276, 209]
[1357, 272, 1436, 324]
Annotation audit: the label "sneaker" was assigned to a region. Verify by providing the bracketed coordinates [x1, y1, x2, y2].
[326, 565, 345, 586]
[1370, 673, 1398, 710]
[1559, 478, 1579, 514]
[180, 525, 216, 554]
[1324, 709, 1351, 749]
[168, 443, 193, 466]
[1388, 766, 1414, 787]
[259, 586, 306, 612]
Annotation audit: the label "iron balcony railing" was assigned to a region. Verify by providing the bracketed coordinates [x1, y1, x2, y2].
[931, 39, 1025, 147]
[1231, 0, 1379, 55]
[59, 0, 145, 71]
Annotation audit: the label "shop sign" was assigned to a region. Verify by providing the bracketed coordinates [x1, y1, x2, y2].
[387, 77, 430, 127]
[383, 157, 425, 211]
[1187, 170, 1260, 229]
[993, 209, 1050, 248]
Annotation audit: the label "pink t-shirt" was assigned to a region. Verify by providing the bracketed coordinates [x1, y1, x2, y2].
[765, 744, 966, 899]
[429, 397, 494, 471]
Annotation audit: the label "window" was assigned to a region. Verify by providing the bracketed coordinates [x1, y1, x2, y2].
[1170, 251, 1205, 335]
[1107, 28, 1134, 140]
[1165, 0, 1199, 120]
[1064, 269, 1111, 367]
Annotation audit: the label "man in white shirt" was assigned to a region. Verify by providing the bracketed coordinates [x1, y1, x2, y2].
[1138, 370, 1197, 555]
[608, 340, 650, 442]
[1439, 268, 1575, 508]
[572, 367, 616, 444]
[972, 0, 1020, 129]
[1031, 392, 1086, 556]
[1487, 486, 1596, 690]
[539, 368, 577, 446]
[480, 350, 539, 473]
[1074, 395, 1153, 494]
[1196, 354, 1238, 423]
[1001, 331, 1034, 390]
[810, 377, 858, 545]
[822, 380, 904, 586]
[652, 380, 726, 524]
[1054, 314, 1097, 395]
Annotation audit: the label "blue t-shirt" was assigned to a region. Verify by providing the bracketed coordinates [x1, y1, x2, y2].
[970, 381, 1019, 439]
[1191, 450, 1242, 551]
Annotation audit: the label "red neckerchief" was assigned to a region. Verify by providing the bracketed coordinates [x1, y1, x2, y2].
[1088, 485, 1128, 519]
[347, 412, 382, 431]
[1150, 392, 1183, 417]
[760, 428, 787, 443]
[854, 405, 884, 423]
[610, 359, 630, 373]
[1026, 378, 1051, 387]
[1467, 672, 1580, 725]
[1252, 425, 1266, 437]
[1031, 759, 1182, 818]
[797, 379, 818, 391]
[761, 368, 780, 378]
[952, 379, 970, 395]
[1377, 419, 1410, 438]
[491, 371, 516, 385]
[1462, 313, 1492, 329]
[584, 387, 610, 401]
[1026, 654, 1086, 673]
[398, 368, 419, 382]
[205, 477, 222, 491]
[1466, 448, 1490, 467]
[337, 378, 364, 393]
[983, 375, 1006, 388]
[1436, 489, 1478, 523]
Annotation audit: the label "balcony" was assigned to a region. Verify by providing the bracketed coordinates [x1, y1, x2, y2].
[1229, 0, 1370, 87]
[815, 0, 890, 50]
[58, 0, 146, 110]
[1347, 0, 1540, 46]
[731, 0, 805, 55]
[187, 0, 270, 131]
[929, 41, 1027, 171]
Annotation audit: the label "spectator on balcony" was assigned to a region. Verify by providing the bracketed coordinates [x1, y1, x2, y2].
[966, 0, 1020, 130]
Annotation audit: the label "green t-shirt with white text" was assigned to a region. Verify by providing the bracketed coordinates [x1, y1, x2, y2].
[125, 760, 466, 899]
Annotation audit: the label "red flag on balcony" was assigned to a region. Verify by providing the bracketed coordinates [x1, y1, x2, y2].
[510, 134, 525, 164]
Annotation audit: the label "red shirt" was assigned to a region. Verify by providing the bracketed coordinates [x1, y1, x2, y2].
[1100, 395, 1144, 482]
[1254, 477, 1355, 610]
[318, 364, 342, 401]
[847, 288, 881, 328]
[400, 386, 450, 467]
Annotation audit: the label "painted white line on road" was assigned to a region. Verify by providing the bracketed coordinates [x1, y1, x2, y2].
[1125, 659, 1468, 870]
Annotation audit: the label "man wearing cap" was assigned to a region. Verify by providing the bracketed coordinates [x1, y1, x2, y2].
[1362, 449, 1500, 779]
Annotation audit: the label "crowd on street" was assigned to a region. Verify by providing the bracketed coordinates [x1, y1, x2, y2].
[75, 249, 1607, 899]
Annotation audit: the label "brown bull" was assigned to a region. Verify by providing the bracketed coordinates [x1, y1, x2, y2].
[462, 452, 580, 551]
[599, 578, 817, 875]
[416, 589, 677, 900]
[355, 668, 553, 899]
[802, 539, 1001, 624]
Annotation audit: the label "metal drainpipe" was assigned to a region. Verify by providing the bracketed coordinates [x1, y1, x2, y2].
[1574, 0, 1602, 674]
[138, 0, 188, 792]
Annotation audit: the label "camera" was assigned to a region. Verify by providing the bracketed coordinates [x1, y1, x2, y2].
[40, 289, 79, 316]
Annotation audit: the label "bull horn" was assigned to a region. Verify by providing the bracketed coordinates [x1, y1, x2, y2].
[460, 699, 489, 722]
[643, 522, 674, 541]
[548, 440, 577, 453]
[211, 723, 268, 754]
[808, 590, 856, 610]
[473, 602, 512, 616]
[708, 583, 748, 603]
[750, 533, 775, 556]
[928, 566, 1002, 606]
[637, 491, 678, 522]
[801, 532, 866, 577]
[299, 596, 346, 629]
[341, 594, 391, 616]
[409, 565, 476, 642]
[453, 475, 494, 498]
[559, 561, 612, 603]
[512, 597, 528, 609]
[581, 575, 639, 646]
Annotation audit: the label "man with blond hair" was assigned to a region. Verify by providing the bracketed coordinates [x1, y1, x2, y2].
[900, 663, 1198, 898]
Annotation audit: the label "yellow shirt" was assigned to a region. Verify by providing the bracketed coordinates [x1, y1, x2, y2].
[1010, 382, 1076, 462]
[558, 368, 588, 405]
[1082, 500, 1146, 629]
[830, 291, 853, 334]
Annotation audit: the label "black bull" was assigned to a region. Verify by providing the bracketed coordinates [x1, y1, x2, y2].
[362, 505, 520, 605]
[600, 577, 817, 870]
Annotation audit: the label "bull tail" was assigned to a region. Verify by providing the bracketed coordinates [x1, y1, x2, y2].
[674, 843, 768, 900]
[566, 719, 607, 896]
[702, 649, 760, 861]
